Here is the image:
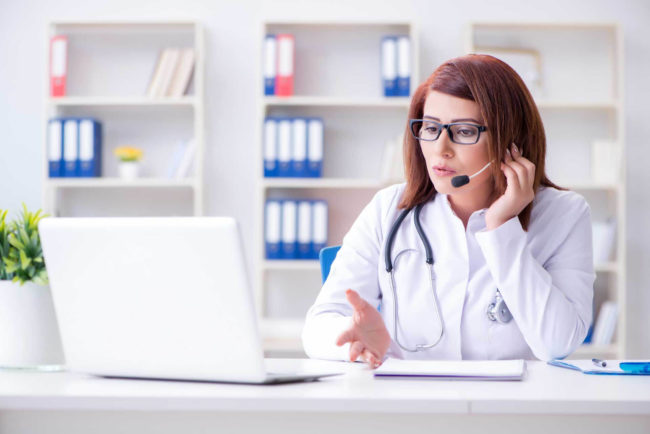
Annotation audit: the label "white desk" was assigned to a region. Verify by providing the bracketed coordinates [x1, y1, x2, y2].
[0, 360, 648, 434]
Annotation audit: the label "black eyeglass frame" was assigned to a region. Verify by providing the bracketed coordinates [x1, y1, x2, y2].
[409, 119, 487, 145]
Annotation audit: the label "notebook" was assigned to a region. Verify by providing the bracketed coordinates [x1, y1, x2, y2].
[548, 359, 650, 375]
[373, 359, 526, 380]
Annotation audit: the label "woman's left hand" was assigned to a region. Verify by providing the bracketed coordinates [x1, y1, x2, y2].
[485, 142, 536, 231]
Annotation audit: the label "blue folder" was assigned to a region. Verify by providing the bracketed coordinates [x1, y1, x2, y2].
[548, 359, 650, 375]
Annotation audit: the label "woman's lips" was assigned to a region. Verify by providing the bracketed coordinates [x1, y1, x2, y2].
[433, 167, 456, 177]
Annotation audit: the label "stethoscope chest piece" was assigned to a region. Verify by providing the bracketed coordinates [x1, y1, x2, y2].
[486, 289, 513, 324]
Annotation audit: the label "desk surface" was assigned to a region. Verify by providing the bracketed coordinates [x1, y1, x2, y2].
[1, 360, 649, 415]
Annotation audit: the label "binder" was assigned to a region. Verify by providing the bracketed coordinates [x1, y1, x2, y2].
[291, 118, 308, 177]
[78, 119, 102, 178]
[167, 48, 195, 97]
[381, 36, 397, 97]
[265, 200, 282, 259]
[396, 36, 410, 96]
[297, 200, 312, 259]
[312, 200, 328, 258]
[275, 34, 294, 96]
[62, 119, 79, 177]
[280, 200, 297, 259]
[277, 118, 292, 177]
[264, 35, 277, 96]
[47, 119, 64, 178]
[150, 49, 180, 97]
[263, 118, 278, 177]
[307, 118, 323, 178]
[49, 35, 67, 97]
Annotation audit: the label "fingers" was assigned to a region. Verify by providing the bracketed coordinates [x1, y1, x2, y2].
[349, 341, 365, 362]
[361, 349, 382, 369]
[510, 143, 536, 187]
[336, 328, 355, 346]
[345, 289, 369, 312]
[503, 143, 532, 191]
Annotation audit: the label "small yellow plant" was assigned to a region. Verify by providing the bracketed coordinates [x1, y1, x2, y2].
[114, 146, 143, 162]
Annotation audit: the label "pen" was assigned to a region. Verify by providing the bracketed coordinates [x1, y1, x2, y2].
[592, 358, 607, 368]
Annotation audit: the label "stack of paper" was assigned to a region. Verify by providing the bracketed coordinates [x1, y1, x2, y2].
[374, 359, 526, 381]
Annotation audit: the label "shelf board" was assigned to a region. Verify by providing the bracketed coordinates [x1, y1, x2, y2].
[536, 100, 619, 110]
[263, 260, 320, 271]
[263, 96, 410, 108]
[259, 318, 304, 339]
[47, 96, 197, 107]
[568, 343, 619, 359]
[595, 262, 618, 273]
[263, 178, 389, 189]
[47, 178, 197, 188]
[559, 181, 619, 192]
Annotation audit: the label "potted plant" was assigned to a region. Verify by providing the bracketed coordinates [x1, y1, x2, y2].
[0, 205, 64, 369]
[114, 146, 144, 180]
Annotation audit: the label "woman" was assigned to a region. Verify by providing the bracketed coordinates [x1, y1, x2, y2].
[301, 54, 595, 368]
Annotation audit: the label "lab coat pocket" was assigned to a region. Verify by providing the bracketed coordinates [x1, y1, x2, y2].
[389, 248, 443, 351]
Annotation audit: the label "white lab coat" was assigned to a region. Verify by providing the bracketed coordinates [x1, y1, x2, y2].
[302, 183, 595, 361]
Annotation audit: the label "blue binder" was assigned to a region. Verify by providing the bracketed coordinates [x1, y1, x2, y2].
[291, 118, 308, 177]
[47, 119, 64, 178]
[277, 118, 292, 178]
[62, 118, 79, 177]
[280, 200, 297, 259]
[296, 200, 312, 259]
[264, 199, 282, 259]
[396, 36, 410, 97]
[264, 35, 277, 96]
[78, 118, 102, 177]
[381, 36, 397, 97]
[263, 118, 279, 177]
[307, 118, 323, 178]
[311, 200, 328, 259]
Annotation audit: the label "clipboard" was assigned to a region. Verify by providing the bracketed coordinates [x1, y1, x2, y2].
[373, 359, 527, 381]
[548, 359, 650, 375]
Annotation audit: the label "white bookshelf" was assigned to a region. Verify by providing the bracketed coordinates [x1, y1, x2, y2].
[43, 21, 205, 217]
[466, 22, 626, 359]
[257, 20, 418, 355]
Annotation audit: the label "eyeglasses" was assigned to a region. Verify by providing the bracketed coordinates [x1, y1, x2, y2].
[409, 119, 487, 145]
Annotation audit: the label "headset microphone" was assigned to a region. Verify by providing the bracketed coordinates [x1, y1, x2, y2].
[451, 161, 493, 188]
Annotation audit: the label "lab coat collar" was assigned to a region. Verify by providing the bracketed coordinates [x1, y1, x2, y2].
[438, 192, 488, 228]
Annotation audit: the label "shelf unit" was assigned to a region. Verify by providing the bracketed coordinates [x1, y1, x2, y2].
[256, 20, 418, 354]
[43, 21, 205, 217]
[466, 22, 625, 360]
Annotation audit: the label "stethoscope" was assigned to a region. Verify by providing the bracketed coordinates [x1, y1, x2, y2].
[384, 201, 513, 353]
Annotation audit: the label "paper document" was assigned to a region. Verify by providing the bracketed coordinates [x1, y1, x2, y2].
[374, 359, 526, 381]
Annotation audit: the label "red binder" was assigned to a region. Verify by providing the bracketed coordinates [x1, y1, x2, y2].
[50, 35, 68, 97]
[275, 34, 294, 96]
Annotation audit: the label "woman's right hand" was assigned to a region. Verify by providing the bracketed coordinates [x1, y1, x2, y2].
[335, 289, 391, 369]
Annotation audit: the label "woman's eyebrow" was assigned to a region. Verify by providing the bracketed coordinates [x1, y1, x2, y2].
[423, 115, 482, 123]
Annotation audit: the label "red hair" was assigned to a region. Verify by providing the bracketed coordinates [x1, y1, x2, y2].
[398, 54, 565, 231]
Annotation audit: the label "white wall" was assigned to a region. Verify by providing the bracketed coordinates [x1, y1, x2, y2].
[1, 0, 648, 356]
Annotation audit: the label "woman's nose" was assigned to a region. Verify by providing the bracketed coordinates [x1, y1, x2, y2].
[434, 128, 454, 156]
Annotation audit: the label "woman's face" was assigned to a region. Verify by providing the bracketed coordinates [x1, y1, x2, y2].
[419, 90, 493, 196]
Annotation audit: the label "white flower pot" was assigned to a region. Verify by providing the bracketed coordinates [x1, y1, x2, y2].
[118, 161, 140, 180]
[0, 281, 65, 369]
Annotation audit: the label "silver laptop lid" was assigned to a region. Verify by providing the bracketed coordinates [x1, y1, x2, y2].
[40, 217, 267, 383]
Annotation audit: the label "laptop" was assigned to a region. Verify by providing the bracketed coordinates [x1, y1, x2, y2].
[39, 217, 343, 384]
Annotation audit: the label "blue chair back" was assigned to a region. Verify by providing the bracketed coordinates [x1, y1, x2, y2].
[318, 245, 341, 284]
